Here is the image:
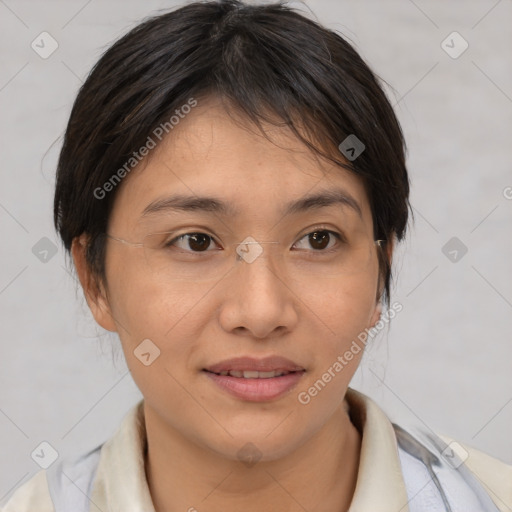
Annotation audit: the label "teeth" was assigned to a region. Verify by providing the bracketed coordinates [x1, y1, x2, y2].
[216, 370, 291, 378]
[257, 371, 281, 378]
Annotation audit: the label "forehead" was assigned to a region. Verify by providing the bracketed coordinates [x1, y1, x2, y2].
[110, 98, 372, 229]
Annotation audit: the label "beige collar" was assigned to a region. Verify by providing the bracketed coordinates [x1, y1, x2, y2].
[345, 387, 410, 511]
[89, 387, 410, 512]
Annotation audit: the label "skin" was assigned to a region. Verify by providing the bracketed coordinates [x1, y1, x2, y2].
[73, 96, 393, 512]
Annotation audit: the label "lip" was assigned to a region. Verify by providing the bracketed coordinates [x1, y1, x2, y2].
[204, 356, 305, 374]
[203, 356, 306, 402]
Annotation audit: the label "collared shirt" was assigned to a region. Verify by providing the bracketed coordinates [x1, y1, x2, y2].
[2, 388, 511, 512]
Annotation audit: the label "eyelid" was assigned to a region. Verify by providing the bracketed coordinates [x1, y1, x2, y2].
[292, 228, 343, 251]
[295, 224, 347, 243]
[167, 232, 223, 251]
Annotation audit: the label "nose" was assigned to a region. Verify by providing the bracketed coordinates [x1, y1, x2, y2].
[218, 244, 299, 339]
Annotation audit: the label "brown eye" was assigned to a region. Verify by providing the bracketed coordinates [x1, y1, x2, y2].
[170, 233, 217, 252]
[308, 231, 331, 250]
[294, 230, 339, 251]
[186, 233, 212, 251]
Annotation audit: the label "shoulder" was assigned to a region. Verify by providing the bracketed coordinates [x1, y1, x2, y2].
[1, 444, 103, 512]
[0, 470, 54, 512]
[441, 435, 512, 512]
[1, 402, 143, 512]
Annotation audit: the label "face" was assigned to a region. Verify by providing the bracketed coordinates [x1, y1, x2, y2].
[75, 97, 384, 462]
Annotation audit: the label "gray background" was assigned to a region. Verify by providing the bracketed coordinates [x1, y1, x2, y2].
[1, 0, 511, 503]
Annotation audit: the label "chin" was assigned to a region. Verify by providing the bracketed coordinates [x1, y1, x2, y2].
[207, 434, 303, 466]
[200, 415, 310, 463]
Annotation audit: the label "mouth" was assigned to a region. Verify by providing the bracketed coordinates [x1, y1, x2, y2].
[202, 356, 306, 402]
[204, 355, 305, 375]
[204, 369, 303, 379]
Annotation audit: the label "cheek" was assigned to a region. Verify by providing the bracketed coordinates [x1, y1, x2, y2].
[293, 272, 378, 386]
[297, 269, 379, 337]
[104, 254, 215, 366]
[107, 274, 213, 409]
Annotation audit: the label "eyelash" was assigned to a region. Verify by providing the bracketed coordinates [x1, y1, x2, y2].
[166, 228, 346, 254]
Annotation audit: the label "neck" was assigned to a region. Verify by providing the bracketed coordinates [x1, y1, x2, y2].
[144, 400, 362, 512]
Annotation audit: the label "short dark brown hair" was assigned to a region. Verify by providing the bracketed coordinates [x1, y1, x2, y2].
[54, 0, 410, 304]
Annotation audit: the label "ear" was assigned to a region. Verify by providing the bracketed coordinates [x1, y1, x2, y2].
[71, 234, 118, 332]
[371, 235, 395, 326]
[369, 301, 382, 329]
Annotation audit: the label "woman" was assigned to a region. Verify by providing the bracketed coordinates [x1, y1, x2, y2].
[2, 1, 510, 511]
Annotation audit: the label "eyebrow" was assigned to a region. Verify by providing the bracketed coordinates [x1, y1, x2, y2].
[141, 188, 363, 219]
